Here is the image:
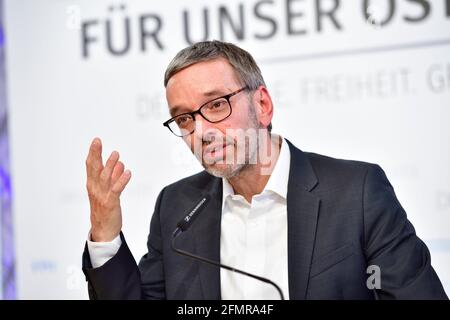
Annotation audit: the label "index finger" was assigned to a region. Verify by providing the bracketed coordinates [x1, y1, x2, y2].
[86, 137, 104, 180]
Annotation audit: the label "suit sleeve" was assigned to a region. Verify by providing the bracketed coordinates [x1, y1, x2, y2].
[82, 188, 167, 300]
[363, 164, 448, 299]
[82, 232, 142, 299]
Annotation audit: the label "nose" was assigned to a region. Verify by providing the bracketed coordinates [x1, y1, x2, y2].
[193, 113, 217, 140]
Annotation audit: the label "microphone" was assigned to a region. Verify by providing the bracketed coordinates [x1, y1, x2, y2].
[171, 194, 285, 300]
[172, 194, 211, 238]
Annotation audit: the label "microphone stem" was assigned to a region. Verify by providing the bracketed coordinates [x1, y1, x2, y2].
[171, 235, 285, 300]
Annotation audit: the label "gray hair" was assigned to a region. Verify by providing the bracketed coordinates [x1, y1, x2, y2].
[164, 40, 272, 132]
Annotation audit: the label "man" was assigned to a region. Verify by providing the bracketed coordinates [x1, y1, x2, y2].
[82, 40, 448, 300]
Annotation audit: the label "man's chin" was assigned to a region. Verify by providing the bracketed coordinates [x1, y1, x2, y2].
[203, 163, 245, 179]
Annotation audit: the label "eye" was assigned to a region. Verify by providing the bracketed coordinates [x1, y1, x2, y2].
[208, 99, 227, 110]
[175, 115, 191, 125]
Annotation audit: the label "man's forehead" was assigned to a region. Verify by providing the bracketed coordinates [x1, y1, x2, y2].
[165, 59, 242, 114]
[167, 86, 237, 116]
[166, 58, 240, 89]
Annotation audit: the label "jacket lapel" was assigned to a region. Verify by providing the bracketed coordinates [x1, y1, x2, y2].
[286, 140, 320, 299]
[192, 176, 223, 299]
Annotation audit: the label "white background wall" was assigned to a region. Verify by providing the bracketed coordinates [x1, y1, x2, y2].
[4, 0, 450, 299]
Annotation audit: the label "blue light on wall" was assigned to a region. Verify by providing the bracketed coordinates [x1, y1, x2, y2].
[0, 0, 16, 300]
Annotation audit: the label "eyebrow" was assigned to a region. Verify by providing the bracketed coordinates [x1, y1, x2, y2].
[203, 89, 228, 97]
[169, 89, 229, 116]
[169, 105, 187, 117]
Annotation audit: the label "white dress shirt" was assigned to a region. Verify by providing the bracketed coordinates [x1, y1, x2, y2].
[86, 231, 122, 268]
[87, 136, 290, 300]
[220, 137, 290, 300]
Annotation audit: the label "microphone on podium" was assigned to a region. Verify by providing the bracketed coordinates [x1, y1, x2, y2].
[171, 194, 285, 300]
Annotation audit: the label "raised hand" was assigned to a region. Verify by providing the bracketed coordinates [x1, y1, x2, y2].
[85, 137, 131, 242]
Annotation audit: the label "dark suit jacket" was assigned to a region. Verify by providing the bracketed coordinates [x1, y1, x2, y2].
[82, 140, 448, 299]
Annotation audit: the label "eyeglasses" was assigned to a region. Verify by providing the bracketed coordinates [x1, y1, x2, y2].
[163, 86, 249, 137]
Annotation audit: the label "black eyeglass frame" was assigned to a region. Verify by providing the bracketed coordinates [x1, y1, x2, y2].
[163, 86, 249, 137]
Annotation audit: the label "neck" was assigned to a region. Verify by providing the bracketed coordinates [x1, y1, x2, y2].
[228, 134, 282, 203]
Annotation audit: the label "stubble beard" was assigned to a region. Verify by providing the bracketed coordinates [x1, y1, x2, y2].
[202, 108, 260, 179]
[204, 142, 258, 179]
